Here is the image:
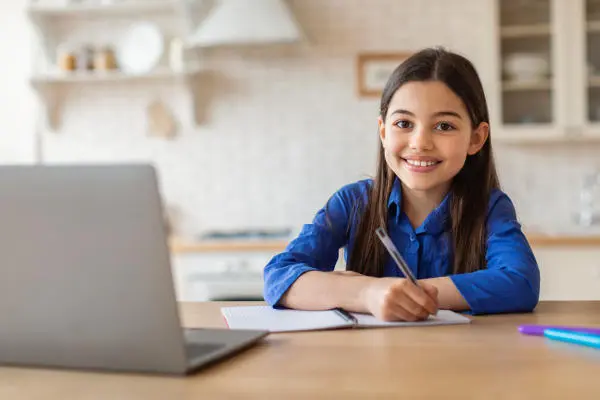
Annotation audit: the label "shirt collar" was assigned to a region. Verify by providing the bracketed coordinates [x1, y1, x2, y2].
[387, 177, 451, 235]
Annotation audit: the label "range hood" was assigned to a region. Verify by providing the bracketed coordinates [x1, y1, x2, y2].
[187, 0, 303, 47]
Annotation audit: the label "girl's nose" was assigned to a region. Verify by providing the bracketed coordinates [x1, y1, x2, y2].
[409, 127, 434, 151]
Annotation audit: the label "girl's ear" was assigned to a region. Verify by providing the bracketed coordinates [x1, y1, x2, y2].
[378, 116, 386, 144]
[467, 122, 489, 155]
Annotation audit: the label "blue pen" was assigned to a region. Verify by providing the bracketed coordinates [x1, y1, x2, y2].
[544, 329, 600, 349]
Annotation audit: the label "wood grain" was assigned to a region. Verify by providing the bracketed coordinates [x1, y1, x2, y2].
[2, 301, 599, 399]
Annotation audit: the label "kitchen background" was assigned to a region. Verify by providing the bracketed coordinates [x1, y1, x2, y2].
[1, 0, 600, 301]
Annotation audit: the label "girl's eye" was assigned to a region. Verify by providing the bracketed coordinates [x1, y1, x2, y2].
[394, 120, 413, 129]
[435, 122, 455, 131]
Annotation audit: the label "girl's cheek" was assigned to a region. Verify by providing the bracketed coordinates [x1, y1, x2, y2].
[386, 137, 406, 153]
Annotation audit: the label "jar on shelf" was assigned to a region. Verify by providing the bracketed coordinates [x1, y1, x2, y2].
[76, 45, 95, 71]
[94, 46, 118, 71]
[56, 44, 76, 72]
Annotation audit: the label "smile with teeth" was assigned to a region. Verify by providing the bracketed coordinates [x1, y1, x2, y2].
[403, 159, 440, 167]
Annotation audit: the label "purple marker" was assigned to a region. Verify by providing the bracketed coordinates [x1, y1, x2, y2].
[518, 324, 600, 336]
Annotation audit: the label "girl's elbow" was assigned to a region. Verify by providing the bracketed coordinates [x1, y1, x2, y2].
[518, 287, 539, 312]
[514, 273, 540, 312]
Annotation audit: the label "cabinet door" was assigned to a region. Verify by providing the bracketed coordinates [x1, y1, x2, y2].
[493, 0, 567, 142]
[533, 247, 600, 300]
[581, 0, 600, 135]
[171, 253, 268, 302]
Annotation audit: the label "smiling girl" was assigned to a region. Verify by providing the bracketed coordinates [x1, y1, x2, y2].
[262, 47, 540, 321]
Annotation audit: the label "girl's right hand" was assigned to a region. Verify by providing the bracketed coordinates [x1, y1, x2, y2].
[361, 278, 439, 321]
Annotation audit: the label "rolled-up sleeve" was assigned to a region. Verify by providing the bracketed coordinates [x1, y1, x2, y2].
[450, 191, 540, 314]
[263, 183, 362, 306]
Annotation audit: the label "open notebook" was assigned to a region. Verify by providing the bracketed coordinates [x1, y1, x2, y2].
[221, 306, 471, 333]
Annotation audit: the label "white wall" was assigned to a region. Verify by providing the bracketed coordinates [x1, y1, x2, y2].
[0, 0, 37, 163]
[1, 0, 599, 238]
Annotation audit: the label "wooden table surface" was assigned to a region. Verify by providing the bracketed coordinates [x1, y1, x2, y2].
[1, 301, 600, 399]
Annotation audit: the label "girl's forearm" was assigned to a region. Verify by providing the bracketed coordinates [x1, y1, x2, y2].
[280, 273, 468, 312]
[421, 277, 469, 311]
[279, 271, 377, 312]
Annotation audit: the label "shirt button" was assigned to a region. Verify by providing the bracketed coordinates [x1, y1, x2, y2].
[410, 235, 416, 242]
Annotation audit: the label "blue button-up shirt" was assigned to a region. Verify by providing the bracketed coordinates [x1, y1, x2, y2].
[263, 179, 540, 314]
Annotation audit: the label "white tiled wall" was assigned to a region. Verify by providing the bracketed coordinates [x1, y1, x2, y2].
[3, 0, 600, 237]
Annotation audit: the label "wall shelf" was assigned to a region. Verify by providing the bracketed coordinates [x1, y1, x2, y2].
[496, 134, 600, 145]
[500, 24, 551, 38]
[26, 0, 205, 141]
[27, 0, 181, 17]
[30, 65, 202, 131]
[589, 76, 600, 87]
[30, 66, 202, 85]
[494, 125, 600, 145]
[587, 20, 600, 33]
[502, 80, 552, 91]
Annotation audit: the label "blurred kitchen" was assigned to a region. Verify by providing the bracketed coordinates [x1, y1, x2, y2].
[1, 0, 600, 302]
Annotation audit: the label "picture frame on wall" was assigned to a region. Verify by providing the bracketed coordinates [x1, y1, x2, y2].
[356, 52, 412, 98]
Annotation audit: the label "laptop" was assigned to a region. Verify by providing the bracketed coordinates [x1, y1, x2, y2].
[0, 164, 268, 375]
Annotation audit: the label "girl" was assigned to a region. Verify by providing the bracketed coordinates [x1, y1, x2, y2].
[263, 47, 540, 321]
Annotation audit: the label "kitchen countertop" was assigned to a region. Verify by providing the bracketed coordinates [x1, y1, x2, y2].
[169, 232, 600, 254]
[169, 237, 289, 253]
[524, 232, 600, 247]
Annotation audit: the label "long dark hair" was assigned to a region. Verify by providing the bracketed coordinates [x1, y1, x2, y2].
[347, 47, 500, 277]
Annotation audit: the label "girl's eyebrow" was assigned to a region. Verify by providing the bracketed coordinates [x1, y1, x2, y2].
[389, 109, 415, 117]
[433, 111, 462, 119]
[389, 109, 463, 120]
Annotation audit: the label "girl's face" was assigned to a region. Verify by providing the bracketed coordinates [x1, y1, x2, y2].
[378, 80, 488, 199]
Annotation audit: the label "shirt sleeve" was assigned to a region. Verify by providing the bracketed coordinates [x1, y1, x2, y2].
[449, 191, 540, 314]
[262, 183, 361, 306]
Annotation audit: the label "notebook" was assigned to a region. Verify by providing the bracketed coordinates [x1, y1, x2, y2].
[221, 306, 471, 333]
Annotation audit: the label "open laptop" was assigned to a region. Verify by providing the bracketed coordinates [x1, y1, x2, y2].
[0, 164, 268, 375]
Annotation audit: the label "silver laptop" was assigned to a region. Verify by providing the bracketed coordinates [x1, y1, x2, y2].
[0, 164, 268, 375]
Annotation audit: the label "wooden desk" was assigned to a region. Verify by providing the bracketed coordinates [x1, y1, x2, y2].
[2, 302, 600, 399]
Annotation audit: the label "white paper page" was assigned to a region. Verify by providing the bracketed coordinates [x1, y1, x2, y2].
[221, 306, 353, 333]
[351, 310, 471, 327]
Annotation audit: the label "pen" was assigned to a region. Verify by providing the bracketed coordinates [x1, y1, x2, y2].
[518, 324, 600, 336]
[333, 308, 358, 325]
[375, 227, 418, 286]
[543, 329, 600, 350]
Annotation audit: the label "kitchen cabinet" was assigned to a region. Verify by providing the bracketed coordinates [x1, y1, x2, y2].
[533, 246, 600, 300]
[170, 238, 288, 302]
[490, 0, 600, 143]
[169, 238, 346, 302]
[171, 252, 271, 302]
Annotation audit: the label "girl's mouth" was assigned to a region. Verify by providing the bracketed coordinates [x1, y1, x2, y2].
[402, 158, 441, 172]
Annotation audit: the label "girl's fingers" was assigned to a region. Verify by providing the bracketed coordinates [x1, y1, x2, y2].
[396, 290, 430, 320]
[422, 284, 440, 308]
[386, 301, 419, 322]
[385, 282, 428, 321]
[379, 286, 418, 321]
[403, 282, 438, 315]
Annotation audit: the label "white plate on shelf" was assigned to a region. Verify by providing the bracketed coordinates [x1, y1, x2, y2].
[117, 21, 164, 75]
